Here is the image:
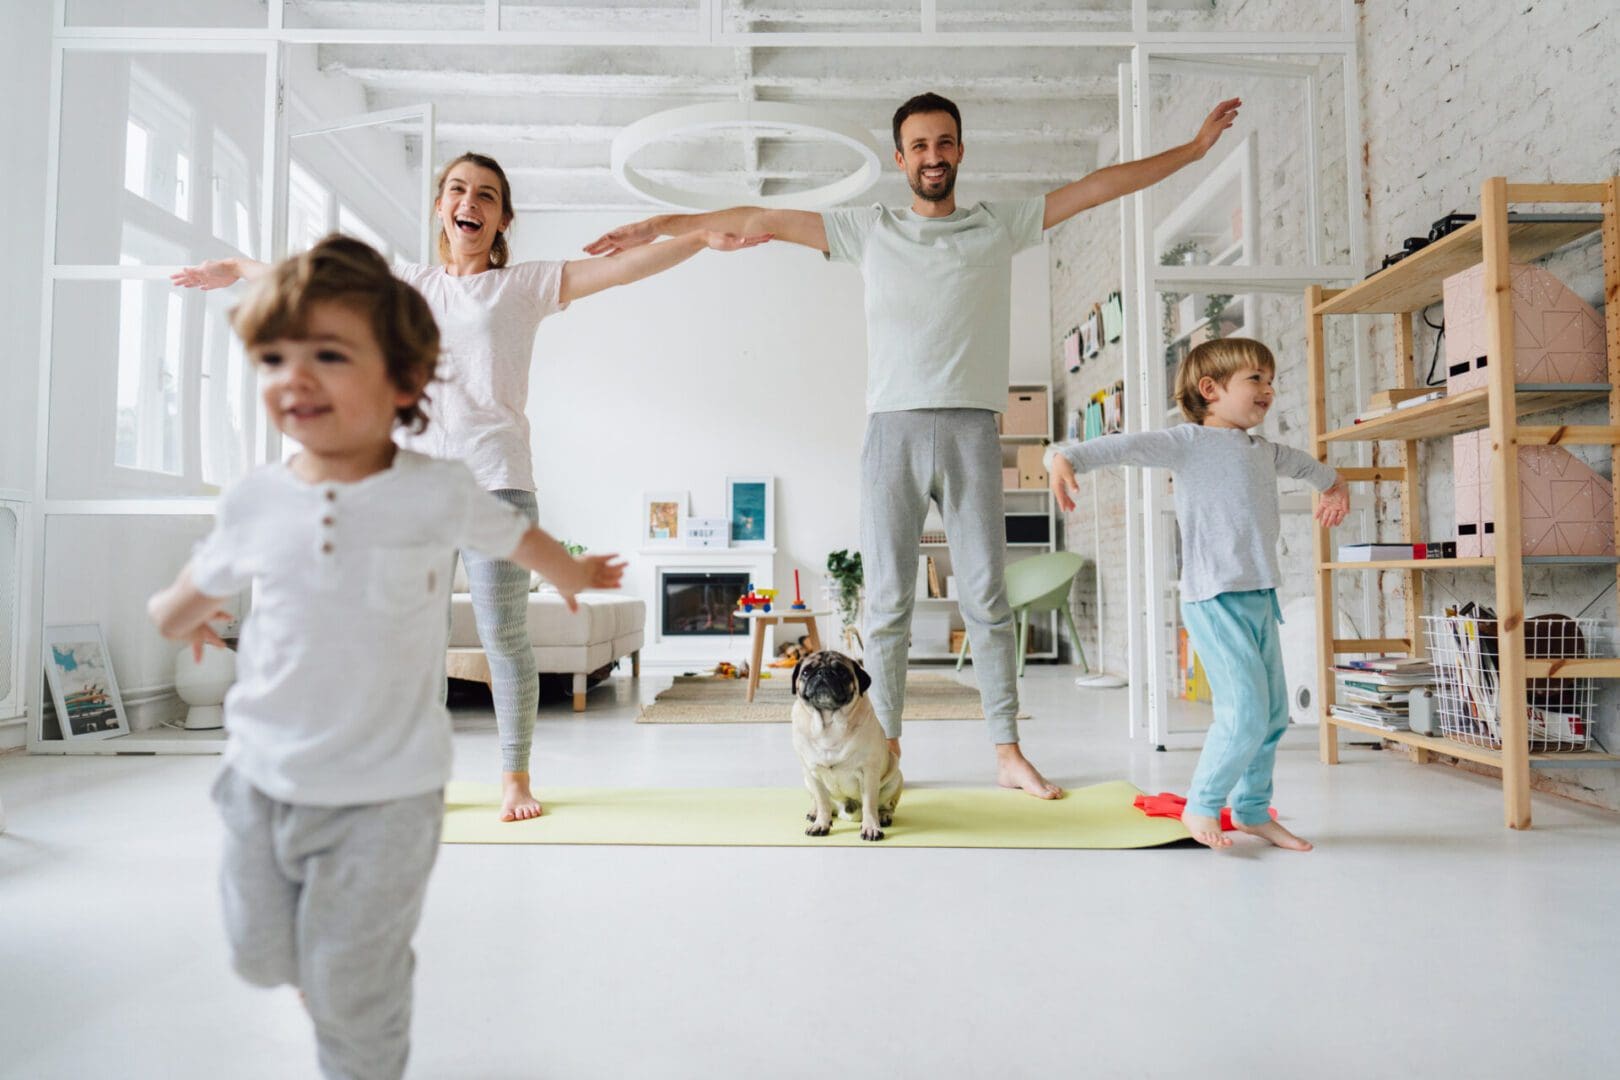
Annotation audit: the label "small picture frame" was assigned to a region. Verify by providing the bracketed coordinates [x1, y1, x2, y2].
[43, 623, 129, 741]
[642, 491, 688, 548]
[726, 476, 774, 549]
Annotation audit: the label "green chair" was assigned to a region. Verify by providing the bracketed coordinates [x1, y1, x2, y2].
[955, 551, 1089, 676]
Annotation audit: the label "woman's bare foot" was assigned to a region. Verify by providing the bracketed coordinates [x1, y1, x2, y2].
[500, 771, 543, 822]
[994, 744, 1063, 799]
[1234, 819, 1312, 851]
[1180, 811, 1232, 848]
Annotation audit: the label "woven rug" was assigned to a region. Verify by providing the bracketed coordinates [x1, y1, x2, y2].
[637, 672, 1023, 724]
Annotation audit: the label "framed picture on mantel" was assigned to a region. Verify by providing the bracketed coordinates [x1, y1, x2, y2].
[725, 476, 773, 549]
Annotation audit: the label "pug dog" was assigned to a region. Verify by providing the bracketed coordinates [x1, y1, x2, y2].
[791, 650, 902, 841]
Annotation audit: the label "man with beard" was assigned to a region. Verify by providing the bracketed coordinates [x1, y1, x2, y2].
[587, 92, 1241, 798]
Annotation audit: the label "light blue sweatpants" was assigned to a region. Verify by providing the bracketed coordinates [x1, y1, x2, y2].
[460, 489, 540, 773]
[1179, 589, 1289, 826]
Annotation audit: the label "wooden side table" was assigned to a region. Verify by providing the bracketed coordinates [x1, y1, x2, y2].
[733, 609, 828, 701]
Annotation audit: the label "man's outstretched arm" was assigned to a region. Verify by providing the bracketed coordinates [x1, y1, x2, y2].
[1043, 98, 1241, 230]
[585, 207, 827, 256]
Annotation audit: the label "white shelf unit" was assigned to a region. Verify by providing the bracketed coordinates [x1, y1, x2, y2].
[913, 382, 1060, 664]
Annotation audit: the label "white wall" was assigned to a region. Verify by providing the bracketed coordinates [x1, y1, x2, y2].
[512, 210, 1048, 655]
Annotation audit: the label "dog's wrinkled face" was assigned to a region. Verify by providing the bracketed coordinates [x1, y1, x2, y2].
[792, 650, 872, 713]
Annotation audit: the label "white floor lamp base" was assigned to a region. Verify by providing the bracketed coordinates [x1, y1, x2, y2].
[184, 705, 225, 731]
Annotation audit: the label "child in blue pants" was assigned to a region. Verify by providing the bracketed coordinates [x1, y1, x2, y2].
[1045, 338, 1349, 849]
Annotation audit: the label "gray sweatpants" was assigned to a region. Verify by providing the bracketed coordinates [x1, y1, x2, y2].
[860, 408, 1020, 743]
[212, 767, 444, 1080]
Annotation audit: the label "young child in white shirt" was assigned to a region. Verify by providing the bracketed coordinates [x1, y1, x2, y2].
[148, 235, 623, 1079]
[1045, 338, 1349, 851]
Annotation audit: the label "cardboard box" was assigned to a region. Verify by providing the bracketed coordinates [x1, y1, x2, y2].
[1002, 467, 1019, 490]
[1016, 444, 1048, 489]
[1443, 262, 1606, 393]
[1453, 430, 1615, 557]
[1003, 390, 1049, 436]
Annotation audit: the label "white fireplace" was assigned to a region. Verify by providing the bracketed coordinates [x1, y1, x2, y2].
[637, 547, 776, 665]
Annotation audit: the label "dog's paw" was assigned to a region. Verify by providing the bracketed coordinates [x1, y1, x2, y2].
[860, 824, 885, 841]
[879, 811, 894, 828]
[805, 821, 831, 837]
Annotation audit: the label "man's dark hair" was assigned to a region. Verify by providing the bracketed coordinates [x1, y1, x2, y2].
[891, 93, 962, 151]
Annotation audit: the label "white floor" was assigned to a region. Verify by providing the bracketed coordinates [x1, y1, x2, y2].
[2, 666, 1617, 1080]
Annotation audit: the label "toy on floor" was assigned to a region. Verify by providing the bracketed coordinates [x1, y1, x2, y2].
[789, 569, 808, 610]
[770, 635, 814, 668]
[712, 661, 746, 679]
[736, 582, 777, 613]
[1131, 791, 1276, 832]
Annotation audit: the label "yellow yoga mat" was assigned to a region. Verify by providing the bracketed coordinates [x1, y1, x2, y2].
[441, 780, 1193, 849]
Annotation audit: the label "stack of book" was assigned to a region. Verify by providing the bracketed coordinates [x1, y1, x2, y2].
[1329, 657, 1435, 731]
[1353, 387, 1445, 423]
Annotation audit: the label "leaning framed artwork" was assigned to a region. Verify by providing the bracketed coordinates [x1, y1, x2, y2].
[726, 476, 774, 549]
[43, 623, 129, 741]
[641, 491, 688, 548]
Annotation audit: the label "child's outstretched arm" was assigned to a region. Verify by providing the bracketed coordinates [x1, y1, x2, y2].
[507, 527, 627, 613]
[148, 565, 234, 661]
[1270, 443, 1349, 527]
[170, 257, 269, 290]
[1044, 429, 1190, 511]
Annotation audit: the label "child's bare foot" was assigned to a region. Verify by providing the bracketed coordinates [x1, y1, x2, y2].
[1234, 818, 1312, 851]
[887, 737, 901, 759]
[995, 744, 1063, 799]
[1181, 811, 1232, 848]
[500, 771, 543, 822]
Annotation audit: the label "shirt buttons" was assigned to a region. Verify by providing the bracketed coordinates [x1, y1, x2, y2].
[321, 542, 334, 554]
[324, 489, 337, 502]
[322, 516, 335, 527]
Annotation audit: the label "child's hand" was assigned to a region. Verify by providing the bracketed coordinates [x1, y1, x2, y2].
[553, 554, 627, 612]
[170, 259, 240, 290]
[704, 230, 773, 252]
[1316, 476, 1350, 527]
[582, 218, 659, 257]
[1049, 454, 1082, 513]
[182, 613, 233, 662]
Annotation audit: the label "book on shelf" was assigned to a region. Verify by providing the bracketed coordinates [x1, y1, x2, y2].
[1329, 705, 1410, 731]
[1341, 657, 1433, 673]
[926, 556, 944, 599]
[1333, 668, 1434, 687]
[1354, 388, 1445, 422]
[1338, 543, 1424, 561]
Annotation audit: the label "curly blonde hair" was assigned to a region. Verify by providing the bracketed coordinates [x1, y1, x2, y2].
[1174, 337, 1276, 423]
[231, 235, 440, 433]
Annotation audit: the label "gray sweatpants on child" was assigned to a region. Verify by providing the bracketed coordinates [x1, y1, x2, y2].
[212, 767, 443, 1080]
[860, 408, 1020, 743]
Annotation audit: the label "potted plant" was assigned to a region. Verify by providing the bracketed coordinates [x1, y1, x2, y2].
[825, 549, 864, 654]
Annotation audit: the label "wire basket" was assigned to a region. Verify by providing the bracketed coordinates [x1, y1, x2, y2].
[1421, 614, 1607, 752]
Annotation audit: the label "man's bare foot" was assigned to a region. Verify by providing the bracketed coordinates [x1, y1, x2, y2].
[1234, 818, 1312, 851]
[1180, 811, 1232, 848]
[500, 771, 543, 822]
[994, 743, 1062, 799]
[887, 737, 901, 759]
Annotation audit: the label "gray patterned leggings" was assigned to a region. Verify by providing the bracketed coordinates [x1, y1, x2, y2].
[460, 489, 540, 773]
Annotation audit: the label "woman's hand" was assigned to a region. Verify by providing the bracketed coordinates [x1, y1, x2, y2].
[1316, 475, 1350, 528]
[170, 259, 242, 290]
[1049, 454, 1082, 513]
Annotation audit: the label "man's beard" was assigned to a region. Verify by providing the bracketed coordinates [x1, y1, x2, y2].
[908, 163, 957, 202]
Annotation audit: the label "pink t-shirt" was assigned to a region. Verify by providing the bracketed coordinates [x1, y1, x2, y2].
[393, 260, 568, 491]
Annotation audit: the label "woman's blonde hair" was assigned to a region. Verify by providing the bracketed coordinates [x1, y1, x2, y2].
[231, 235, 440, 433]
[1174, 337, 1276, 423]
[435, 152, 515, 269]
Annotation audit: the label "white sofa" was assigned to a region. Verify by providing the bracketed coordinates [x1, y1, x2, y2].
[446, 567, 644, 712]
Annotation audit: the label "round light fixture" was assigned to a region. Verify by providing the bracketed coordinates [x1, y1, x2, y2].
[611, 101, 885, 210]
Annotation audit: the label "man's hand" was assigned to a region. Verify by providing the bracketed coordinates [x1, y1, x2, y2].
[1316, 475, 1350, 528]
[703, 230, 772, 252]
[1049, 454, 1082, 513]
[1191, 98, 1241, 159]
[583, 218, 662, 257]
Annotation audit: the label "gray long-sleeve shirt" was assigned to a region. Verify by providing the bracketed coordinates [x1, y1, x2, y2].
[1045, 425, 1338, 604]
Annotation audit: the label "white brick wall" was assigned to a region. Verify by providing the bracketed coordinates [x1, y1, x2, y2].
[1048, 1, 1620, 810]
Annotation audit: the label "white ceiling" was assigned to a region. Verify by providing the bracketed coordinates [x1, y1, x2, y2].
[282, 1, 1249, 209]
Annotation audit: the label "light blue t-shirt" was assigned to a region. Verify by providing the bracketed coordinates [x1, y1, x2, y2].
[822, 199, 1046, 415]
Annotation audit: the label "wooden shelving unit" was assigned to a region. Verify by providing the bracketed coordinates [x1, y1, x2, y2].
[1306, 177, 1620, 830]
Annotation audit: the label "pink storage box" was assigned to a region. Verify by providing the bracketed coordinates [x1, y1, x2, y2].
[1443, 262, 1606, 393]
[1453, 430, 1615, 557]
